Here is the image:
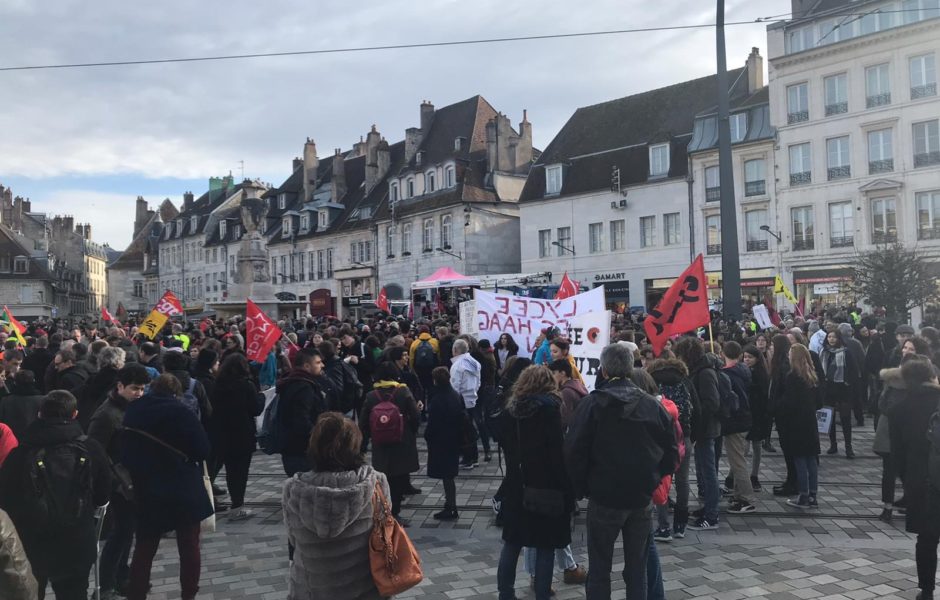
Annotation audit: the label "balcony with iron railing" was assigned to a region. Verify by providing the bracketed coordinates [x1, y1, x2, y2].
[706, 244, 722, 255]
[705, 187, 720, 202]
[869, 159, 894, 174]
[918, 227, 940, 240]
[911, 83, 937, 100]
[828, 165, 851, 180]
[747, 239, 768, 252]
[825, 102, 848, 116]
[790, 171, 811, 186]
[793, 238, 814, 251]
[866, 93, 891, 108]
[830, 235, 854, 248]
[787, 110, 809, 124]
[745, 180, 766, 197]
[872, 231, 898, 244]
[914, 151, 940, 168]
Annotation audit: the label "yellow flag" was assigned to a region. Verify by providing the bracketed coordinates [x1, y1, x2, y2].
[139, 309, 168, 340]
[774, 275, 798, 304]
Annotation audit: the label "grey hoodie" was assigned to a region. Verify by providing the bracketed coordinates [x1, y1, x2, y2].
[282, 466, 387, 600]
[450, 352, 481, 409]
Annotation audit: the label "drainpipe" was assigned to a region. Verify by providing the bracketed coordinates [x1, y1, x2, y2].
[687, 154, 695, 264]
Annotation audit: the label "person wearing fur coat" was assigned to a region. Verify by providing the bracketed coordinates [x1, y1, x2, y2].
[282, 412, 389, 600]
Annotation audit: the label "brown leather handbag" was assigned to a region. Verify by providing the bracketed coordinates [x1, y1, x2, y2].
[369, 481, 423, 596]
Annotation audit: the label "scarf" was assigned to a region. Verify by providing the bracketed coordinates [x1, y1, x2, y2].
[823, 347, 846, 384]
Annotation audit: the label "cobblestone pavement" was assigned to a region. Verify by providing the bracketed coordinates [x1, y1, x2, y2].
[130, 426, 933, 600]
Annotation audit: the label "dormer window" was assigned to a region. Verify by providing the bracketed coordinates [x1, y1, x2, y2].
[426, 170, 436, 193]
[649, 143, 670, 177]
[176, 219, 183, 236]
[445, 164, 456, 188]
[406, 177, 415, 198]
[278, 194, 286, 210]
[454, 137, 466, 151]
[282, 216, 292, 236]
[730, 113, 747, 143]
[300, 213, 310, 231]
[390, 182, 399, 202]
[13, 256, 27, 274]
[545, 164, 563, 195]
[361, 206, 372, 219]
[219, 220, 227, 239]
[234, 224, 241, 239]
[190, 216, 198, 231]
[416, 150, 424, 166]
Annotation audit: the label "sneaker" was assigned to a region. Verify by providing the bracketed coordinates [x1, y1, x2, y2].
[845, 447, 855, 459]
[687, 517, 719, 530]
[460, 462, 477, 470]
[692, 507, 705, 518]
[227, 507, 254, 522]
[530, 576, 556, 596]
[786, 496, 811, 510]
[762, 440, 777, 453]
[404, 485, 422, 495]
[750, 475, 762, 492]
[808, 495, 819, 509]
[878, 508, 893, 522]
[827, 445, 839, 455]
[719, 485, 734, 497]
[432, 508, 459, 521]
[727, 500, 756, 514]
[484, 452, 492, 463]
[99, 590, 121, 600]
[653, 527, 673, 542]
[563, 565, 587, 584]
[211, 484, 228, 497]
[394, 516, 411, 528]
[673, 524, 686, 539]
[772, 485, 797, 497]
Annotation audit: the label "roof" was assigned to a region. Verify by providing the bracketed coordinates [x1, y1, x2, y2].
[0, 224, 51, 280]
[109, 209, 166, 270]
[688, 86, 776, 153]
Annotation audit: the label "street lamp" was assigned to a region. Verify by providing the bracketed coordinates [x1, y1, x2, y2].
[759, 225, 782, 243]
[551, 241, 576, 255]
[435, 247, 463, 260]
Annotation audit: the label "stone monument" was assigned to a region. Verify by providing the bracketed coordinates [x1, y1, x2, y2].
[228, 189, 278, 316]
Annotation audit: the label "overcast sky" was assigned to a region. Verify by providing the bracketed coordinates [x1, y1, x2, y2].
[0, 0, 782, 250]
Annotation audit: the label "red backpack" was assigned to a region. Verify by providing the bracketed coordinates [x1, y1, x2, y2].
[369, 389, 404, 445]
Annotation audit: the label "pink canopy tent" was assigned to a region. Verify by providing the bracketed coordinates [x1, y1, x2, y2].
[411, 267, 481, 290]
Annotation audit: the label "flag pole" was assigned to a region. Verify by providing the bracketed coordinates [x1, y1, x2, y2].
[708, 321, 715, 352]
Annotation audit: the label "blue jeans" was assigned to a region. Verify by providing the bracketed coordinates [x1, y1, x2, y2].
[793, 455, 818, 499]
[694, 438, 720, 522]
[497, 542, 553, 600]
[524, 545, 576, 575]
[646, 532, 665, 600]
[586, 500, 650, 600]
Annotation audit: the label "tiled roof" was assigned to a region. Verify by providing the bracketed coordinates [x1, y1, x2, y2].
[0, 224, 51, 280]
[109, 211, 165, 270]
[688, 86, 776, 153]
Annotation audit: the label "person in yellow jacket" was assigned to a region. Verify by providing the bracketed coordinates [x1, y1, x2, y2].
[409, 327, 440, 366]
[409, 326, 441, 396]
[549, 338, 584, 383]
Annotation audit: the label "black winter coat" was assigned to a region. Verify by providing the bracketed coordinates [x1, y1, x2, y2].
[0, 419, 111, 579]
[76, 366, 120, 431]
[424, 384, 464, 480]
[21, 348, 53, 393]
[776, 371, 821, 457]
[276, 369, 329, 458]
[888, 382, 940, 536]
[122, 392, 212, 534]
[87, 392, 134, 499]
[208, 377, 264, 457]
[360, 384, 420, 477]
[689, 359, 722, 440]
[497, 393, 572, 549]
[51, 365, 88, 393]
[722, 362, 753, 436]
[746, 362, 772, 441]
[0, 383, 43, 440]
[168, 369, 211, 430]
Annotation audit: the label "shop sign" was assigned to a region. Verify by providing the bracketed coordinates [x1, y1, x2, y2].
[595, 280, 629, 299]
[594, 272, 626, 282]
[275, 292, 298, 301]
[813, 283, 842, 295]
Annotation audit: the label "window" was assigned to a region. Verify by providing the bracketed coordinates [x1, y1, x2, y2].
[904, 0, 940, 24]
[190, 216, 198, 231]
[664, 213, 680, 246]
[789, 143, 812, 185]
[390, 182, 399, 202]
[386, 226, 396, 257]
[229, 255, 235, 275]
[787, 83, 809, 123]
[866, 64, 891, 108]
[278, 194, 286, 210]
[401, 223, 412, 255]
[871, 198, 898, 243]
[326, 249, 334, 278]
[706, 215, 721, 255]
[792, 207, 815, 250]
[588, 222, 604, 253]
[745, 210, 768, 251]
[441, 215, 452, 248]
[315, 251, 324, 279]
[406, 177, 415, 198]
[422, 218, 433, 251]
[745, 159, 766, 196]
[610, 220, 625, 251]
[280, 256, 287, 283]
[910, 54, 937, 99]
[298, 254, 305, 282]
[234, 225, 241, 239]
[219, 220, 226, 239]
[133, 280, 144, 298]
[914, 120, 940, 167]
[282, 216, 292, 236]
[362, 241, 372, 263]
[827, 136, 851, 179]
[300, 213, 310, 231]
[426, 171, 436, 193]
[730, 113, 747, 142]
[916, 191, 940, 239]
[829, 202, 854, 247]
[649, 144, 670, 176]
[538, 229, 552, 258]
[198, 275, 204, 294]
[640, 216, 656, 248]
[556, 227, 572, 256]
[824, 73, 848, 116]
[704, 166, 720, 202]
[786, 26, 813, 53]
[545, 165, 563, 195]
[868, 129, 894, 173]
[445, 165, 456, 188]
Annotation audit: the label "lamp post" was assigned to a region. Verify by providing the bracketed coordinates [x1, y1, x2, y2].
[759, 225, 782, 243]
[551, 241, 576, 255]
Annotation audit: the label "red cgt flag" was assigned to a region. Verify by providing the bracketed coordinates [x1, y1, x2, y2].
[643, 254, 711, 356]
[376, 287, 389, 312]
[101, 306, 120, 326]
[245, 299, 282, 363]
[555, 272, 579, 300]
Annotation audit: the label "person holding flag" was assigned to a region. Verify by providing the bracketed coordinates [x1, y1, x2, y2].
[1, 307, 27, 348]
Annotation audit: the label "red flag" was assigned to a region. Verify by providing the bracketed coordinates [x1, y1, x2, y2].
[796, 296, 805, 318]
[245, 299, 282, 362]
[376, 287, 389, 312]
[643, 255, 710, 356]
[555, 272, 579, 300]
[101, 306, 121, 326]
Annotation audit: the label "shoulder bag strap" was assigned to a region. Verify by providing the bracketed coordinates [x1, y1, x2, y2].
[124, 426, 190, 462]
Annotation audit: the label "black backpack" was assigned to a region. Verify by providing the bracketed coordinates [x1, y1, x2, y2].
[414, 340, 437, 370]
[658, 380, 695, 431]
[928, 411, 940, 492]
[22, 436, 95, 530]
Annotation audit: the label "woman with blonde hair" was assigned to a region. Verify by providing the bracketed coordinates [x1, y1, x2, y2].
[779, 344, 822, 509]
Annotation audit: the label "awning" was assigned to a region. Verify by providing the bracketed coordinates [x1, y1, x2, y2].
[411, 267, 481, 291]
[794, 267, 853, 284]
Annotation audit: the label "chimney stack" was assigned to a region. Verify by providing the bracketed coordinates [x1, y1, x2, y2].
[405, 127, 422, 163]
[365, 125, 384, 192]
[351, 136, 366, 158]
[293, 157, 303, 172]
[183, 191, 195, 211]
[746, 47, 764, 94]
[303, 138, 319, 184]
[75, 223, 83, 236]
[331, 148, 347, 203]
[134, 196, 149, 236]
[420, 100, 435, 133]
[84, 224, 92, 240]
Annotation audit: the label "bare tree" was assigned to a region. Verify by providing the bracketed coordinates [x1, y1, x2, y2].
[850, 242, 940, 323]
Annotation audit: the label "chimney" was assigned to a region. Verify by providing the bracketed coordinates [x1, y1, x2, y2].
[84, 224, 92, 240]
[365, 125, 384, 192]
[22, 199, 31, 213]
[377, 140, 391, 186]
[76, 223, 84, 236]
[293, 157, 303, 172]
[420, 100, 435, 133]
[331, 148, 347, 203]
[303, 138, 319, 184]
[12, 197, 22, 228]
[351, 136, 366, 158]
[183, 191, 195, 211]
[486, 119, 498, 174]
[65, 215, 74, 233]
[405, 127, 422, 163]
[746, 47, 764, 94]
[517, 110, 533, 172]
[134, 196, 149, 236]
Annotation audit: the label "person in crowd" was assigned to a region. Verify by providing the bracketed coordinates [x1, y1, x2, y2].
[164, 350, 212, 429]
[0, 390, 111, 600]
[319, 340, 361, 415]
[359, 362, 421, 525]
[340, 329, 375, 415]
[88, 363, 150, 600]
[0, 421, 16, 467]
[76, 345, 125, 431]
[675, 337, 722, 530]
[566, 344, 677, 599]
[424, 366, 464, 521]
[0, 349, 23, 395]
[532, 327, 559, 365]
[277, 349, 329, 476]
[888, 355, 940, 600]
[874, 353, 917, 522]
[0, 369, 43, 440]
[122, 374, 212, 600]
[720, 341, 756, 513]
[548, 358, 588, 429]
[742, 345, 772, 489]
[494, 333, 519, 374]
[409, 325, 440, 398]
[885, 324, 916, 369]
[209, 353, 264, 522]
[779, 344, 822, 509]
[769, 335, 798, 497]
[137, 341, 163, 374]
[493, 365, 573, 600]
[450, 339, 483, 468]
[21, 335, 53, 393]
[821, 328, 861, 458]
[549, 338, 584, 384]
[475, 338, 498, 462]
[0, 506, 37, 600]
[51, 348, 89, 393]
[837, 323, 868, 427]
[282, 412, 388, 600]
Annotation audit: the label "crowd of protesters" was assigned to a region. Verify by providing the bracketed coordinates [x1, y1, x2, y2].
[0, 301, 936, 600]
